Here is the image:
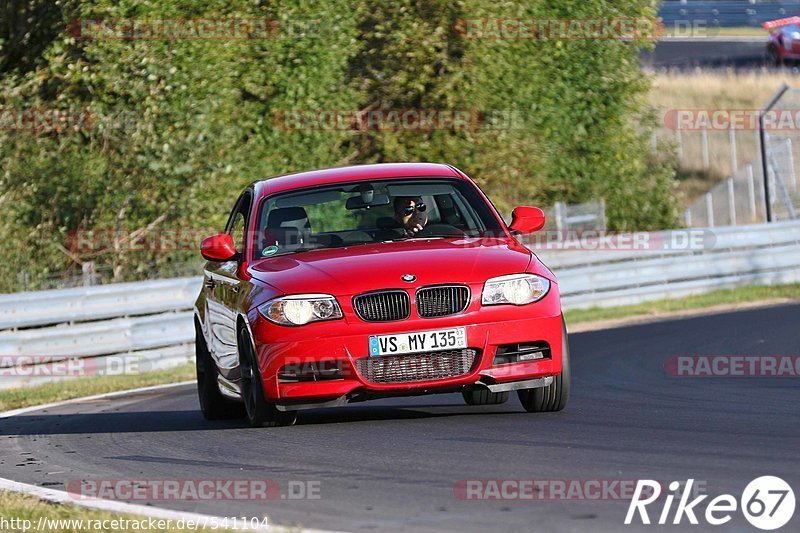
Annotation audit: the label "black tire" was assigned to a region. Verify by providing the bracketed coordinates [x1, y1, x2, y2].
[768, 44, 784, 67]
[238, 325, 297, 428]
[462, 389, 510, 405]
[517, 320, 570, 413]
[196, 325, 245, 420]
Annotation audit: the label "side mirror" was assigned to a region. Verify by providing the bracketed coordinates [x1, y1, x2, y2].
[200, 233, 238, 262]
[509, 206, 546, 234]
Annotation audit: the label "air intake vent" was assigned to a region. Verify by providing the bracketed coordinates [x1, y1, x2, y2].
[353, 290, 410, 322]
[416, 285, 470, 318]
[356, 349, 478, 383]
[493, 342, 551, 365]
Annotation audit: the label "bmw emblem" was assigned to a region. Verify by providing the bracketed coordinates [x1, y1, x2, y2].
[402, 274, 416, 283]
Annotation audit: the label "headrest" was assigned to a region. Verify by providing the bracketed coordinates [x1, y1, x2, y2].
[266, 207, 310, 231]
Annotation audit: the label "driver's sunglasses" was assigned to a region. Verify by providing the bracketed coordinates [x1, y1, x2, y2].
[400, 203, 427, 216]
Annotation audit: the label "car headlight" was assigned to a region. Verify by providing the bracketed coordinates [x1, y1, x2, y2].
[482, 274, 550, 306]
[257, 294, 343, 326]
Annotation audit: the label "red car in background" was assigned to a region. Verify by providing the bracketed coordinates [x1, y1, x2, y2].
[765, 16, 800, 64]
[194, 163, 569, 427]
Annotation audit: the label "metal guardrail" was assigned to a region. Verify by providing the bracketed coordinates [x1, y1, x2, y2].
[537, 220, 800, 308]
[0, 277, 200, 330]
[1, 220, 799, 388]
[537, 219, 800, 268]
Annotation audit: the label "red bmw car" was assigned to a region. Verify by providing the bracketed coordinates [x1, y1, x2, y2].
[194, 163, 569, 427]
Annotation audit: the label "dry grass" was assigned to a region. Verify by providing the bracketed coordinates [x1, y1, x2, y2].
[565, 283, 800, 325]
[0, 363, 195, 412]
[649, 71, 800, 110]
[0, 490, 241, 532]
[648, 70, 800, 203]
[662, 27, 769, 38]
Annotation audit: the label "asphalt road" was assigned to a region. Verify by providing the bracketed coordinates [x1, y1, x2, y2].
[2, 304, 799, 532]
[645, 39, 772, 70]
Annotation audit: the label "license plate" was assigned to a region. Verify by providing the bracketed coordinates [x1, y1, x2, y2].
[369, 327, 467, 357]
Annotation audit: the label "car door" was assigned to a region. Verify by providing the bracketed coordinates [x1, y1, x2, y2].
[204, 191, 252, 376]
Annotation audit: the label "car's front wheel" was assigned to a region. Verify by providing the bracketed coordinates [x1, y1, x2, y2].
[196, 325, 245, 420]
[238, 325, 297, 428]
[518, 320, 570, 413]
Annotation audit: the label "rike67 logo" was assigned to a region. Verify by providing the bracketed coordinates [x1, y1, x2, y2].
[626, 477, 795, 530]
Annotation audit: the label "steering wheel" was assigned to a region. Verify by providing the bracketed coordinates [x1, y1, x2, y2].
[416, 223, 465, 238]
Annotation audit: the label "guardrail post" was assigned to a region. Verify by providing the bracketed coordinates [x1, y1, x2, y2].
[786, 138, 797, 193]
[16, 271, 29, 292]
[759, 83, 790, 222]
[727, 177, 736, 226]
[768, 160, 779, 218]
[705, 192, 714, 228]
[684, 208, 692, 227]
[81, 262, 97, 287]
[746, 164, 757, 222]
[598, 198, 607, 231]
[729, 127, 737, 175]
[675, 129, 683, 165]
[554, 201, 566, 232]
[701, 127, 710, 169]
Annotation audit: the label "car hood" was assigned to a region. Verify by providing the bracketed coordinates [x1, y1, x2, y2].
[249, 237, 545, 296]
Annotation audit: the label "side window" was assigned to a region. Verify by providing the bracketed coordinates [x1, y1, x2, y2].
[229, 212, 246, 255]
[225, 191, 252, 256]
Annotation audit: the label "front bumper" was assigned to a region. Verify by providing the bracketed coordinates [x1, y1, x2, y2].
[248, 289, 564, 405]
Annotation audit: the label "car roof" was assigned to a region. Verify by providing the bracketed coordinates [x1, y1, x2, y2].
[252, 163, 465, 197]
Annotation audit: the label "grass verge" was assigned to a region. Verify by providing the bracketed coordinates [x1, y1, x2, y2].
[565, 283, 800, 325]
[0, 491, 237, 532]
[0, 362, 195, 413]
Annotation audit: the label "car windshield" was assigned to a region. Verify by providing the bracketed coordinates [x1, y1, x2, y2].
[252, 178, 504, 259]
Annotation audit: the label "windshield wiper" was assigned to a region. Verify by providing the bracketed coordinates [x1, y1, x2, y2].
[378, 236, 447, 244]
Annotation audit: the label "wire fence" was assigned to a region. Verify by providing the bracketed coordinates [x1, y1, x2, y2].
[669, 127, 760, 179]
[680, 84, 800, 227]
[763, 88, 800, 221]
[685, 161, 767, 227]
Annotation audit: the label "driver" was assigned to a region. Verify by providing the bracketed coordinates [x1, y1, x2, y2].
[393, 196, 428, 237]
